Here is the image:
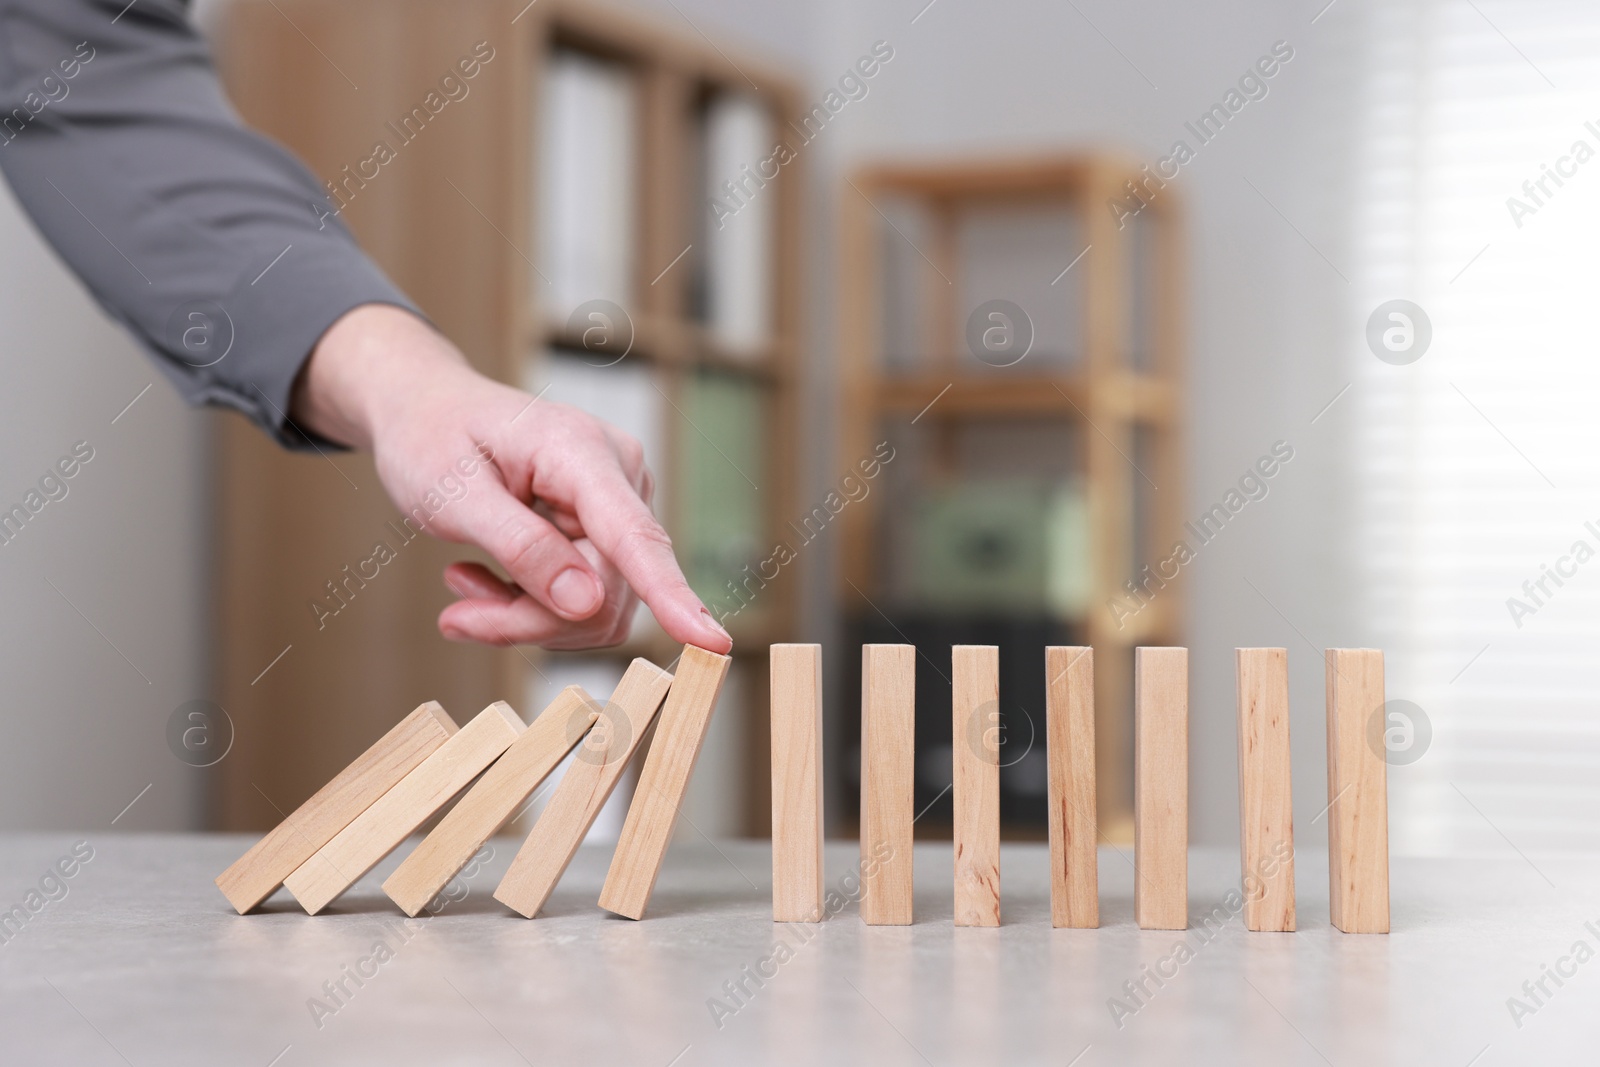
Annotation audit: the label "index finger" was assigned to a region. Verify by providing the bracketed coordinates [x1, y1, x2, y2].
[574, 470, 732, 653]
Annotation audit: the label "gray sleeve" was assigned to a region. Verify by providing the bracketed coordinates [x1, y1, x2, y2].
[0, 0, 420, 449]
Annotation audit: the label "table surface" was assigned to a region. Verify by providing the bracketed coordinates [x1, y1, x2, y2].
[0, 834, 1595, 1066]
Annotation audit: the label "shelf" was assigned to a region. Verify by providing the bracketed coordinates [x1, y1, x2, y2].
[535, 315, 792, 381]
[869, 372, 1176, 424]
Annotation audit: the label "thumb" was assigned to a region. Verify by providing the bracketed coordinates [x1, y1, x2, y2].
[445, 483, 604, 620]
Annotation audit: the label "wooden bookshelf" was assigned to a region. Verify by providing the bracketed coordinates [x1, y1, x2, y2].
[837, 156, 1184, 842]
[214, 0, 802, 836]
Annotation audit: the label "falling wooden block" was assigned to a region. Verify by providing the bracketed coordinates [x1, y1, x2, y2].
[1326, 648, 1389, 934]
[1236, 648, 1295, 932]
[600, 646, 733, 920]
[769, 643, 825, 923]
[214, 702, 458, 914]
[494, 658, 674, 918]
[1046, 646, 1098, 929]
[1134, 646, 1188, 930]
[952, 645, 1001, 927]
[283, 703, 524, 915]
[860, 643, 915, 926]
[381, 686, 600, 917]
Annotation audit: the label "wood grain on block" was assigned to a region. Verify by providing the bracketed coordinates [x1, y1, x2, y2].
[1046, 646, 1098, 929]
[1326, 648, 1389, 934]
[283, 703, 524, 915]
[860, 644, 915, 926]
[214, 702, 458, 914]
[494, 658, 674, 918]
[1134, 646, 1188, 930]
[1236, 648, 1295, 932]
[952, 645, 1001, 927]
[769, 643, 825, 923]
[600, 646, 733, 919]
[382, 687, 599, 917]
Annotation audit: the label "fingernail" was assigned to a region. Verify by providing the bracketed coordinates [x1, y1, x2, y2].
[551, 568, 602, 616]
[700, 607, 732, 642]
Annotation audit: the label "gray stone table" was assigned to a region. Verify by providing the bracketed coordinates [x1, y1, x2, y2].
[0, 834, 1594, 1065]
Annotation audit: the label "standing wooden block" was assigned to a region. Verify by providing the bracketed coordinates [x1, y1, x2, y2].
[214, 702, 458, 914]
[382, 686, 600, 917]
[860, 644, 915, 926]
[1134, 646, 1188, 930]
[494, 658, 674, 918]
[769, 643, 825, 923]
[1236, 648, 1295, 932]
[1326, 648, 1389, 934]
[952, 645, 1001, 927]
[600, 646, 733, 919]
[1046, 646, 1098, 929]
[282, 703, 524, 914]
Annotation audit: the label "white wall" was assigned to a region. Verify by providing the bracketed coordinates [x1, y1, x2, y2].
[0, 179, 209, 832]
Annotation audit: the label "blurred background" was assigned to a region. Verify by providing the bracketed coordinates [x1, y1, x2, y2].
[3, 0, 1598, 858]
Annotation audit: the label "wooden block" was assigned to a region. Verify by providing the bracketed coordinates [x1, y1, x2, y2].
[214, 702, 458, 914]
[494, 658, 674, 918]
[600, 646, 733, 919]
[1046, 646, 1098, 929]
[1134, 646, 1188, 930]
[1236, 648, 1295, 932]
[769, 643, 825, 923]
[1326, 648, 1389, 934]
[381, 686, 600, 917]
[283, 703, 524, 914]
[860, 643, 915, 926]
[952, 645, 1001, 927]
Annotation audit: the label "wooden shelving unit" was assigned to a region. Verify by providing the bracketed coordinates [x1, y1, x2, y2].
[837, 156, 1184, 841]
[214, 0, 802, 837]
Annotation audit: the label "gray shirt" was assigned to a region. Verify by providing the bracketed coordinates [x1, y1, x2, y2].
[0, 0, 417, 448]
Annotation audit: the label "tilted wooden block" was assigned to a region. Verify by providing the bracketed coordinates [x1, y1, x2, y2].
[769, 644, 825, 923]
[1326, 648, 1389, 934]
[1134, 646, 1188, 930]
[1046, 646, 1098, 929]
[1236, 648, 1295, 932]
[283, 702, 524, 915]
[494, 658, 674, 918]
[599, 646, 733, 919]
[214, 701, 458, 914]
[952, 645, 1001, 927]
[382, 686, 600, 917]
[860, 643, 915, 926]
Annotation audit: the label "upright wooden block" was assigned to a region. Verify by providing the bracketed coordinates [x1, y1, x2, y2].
[214, 702, 458, 914]
[1326, 648, 1389, 934]
[952, 645, 1001, 927]
[860, 644, 915, 926]
[283, 703, 524, 915]
[382, 686, 600, 917]
[769, 643, 825, 923]
[1134, 646, 1188, 930]
[600, 646, 733, 919]
[494, 658, 674, 918]
[1236, 648, 1295, 932]
[1046, 646, 1098, 929]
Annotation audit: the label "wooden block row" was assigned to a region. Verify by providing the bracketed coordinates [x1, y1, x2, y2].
[218, 646, 733, 922]
[216, 640, 1387, 932]
[766, 643, 1386, 933]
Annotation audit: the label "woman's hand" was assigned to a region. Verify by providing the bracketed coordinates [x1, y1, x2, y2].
[291, 303, 731, 653]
